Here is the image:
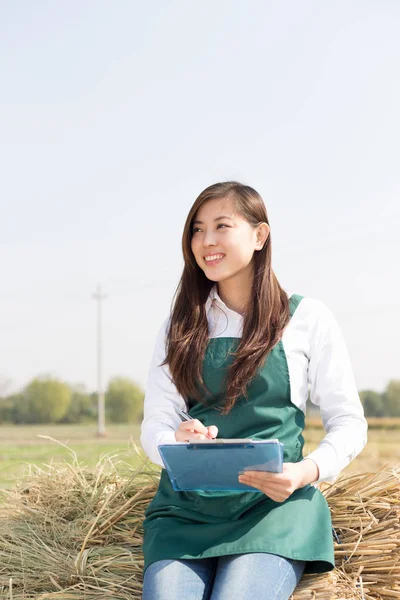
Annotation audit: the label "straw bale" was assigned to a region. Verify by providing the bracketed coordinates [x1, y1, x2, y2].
[0, 453, 399, 599]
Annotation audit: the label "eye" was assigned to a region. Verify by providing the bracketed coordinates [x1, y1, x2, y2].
[192, 227, 202, 234]
[217, 223, 229, 229]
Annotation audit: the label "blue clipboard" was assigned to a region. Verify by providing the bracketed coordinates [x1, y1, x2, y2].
[158, 439, 284, 492]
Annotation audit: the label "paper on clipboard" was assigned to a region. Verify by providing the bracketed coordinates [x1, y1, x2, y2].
[158, 439, 284, 492]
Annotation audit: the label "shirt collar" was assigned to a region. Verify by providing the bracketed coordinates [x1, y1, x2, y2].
[205, 285, 216, 314]
[205, 285, 244, 320]
[205, 285, 292, 318]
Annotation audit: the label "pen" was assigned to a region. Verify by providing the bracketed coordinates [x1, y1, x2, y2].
[175, 408, 193, 422]
[174, 408, 215, 439]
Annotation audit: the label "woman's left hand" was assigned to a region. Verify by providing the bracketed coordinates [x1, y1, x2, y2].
[238, 459, 319, 503]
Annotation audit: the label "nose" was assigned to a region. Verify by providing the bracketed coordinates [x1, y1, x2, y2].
[203, 229, 217, 247]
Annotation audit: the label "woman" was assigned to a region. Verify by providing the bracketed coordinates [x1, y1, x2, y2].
[140, 181, 367, 600]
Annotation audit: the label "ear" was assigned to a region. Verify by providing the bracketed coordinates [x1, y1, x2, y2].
[255, 223, 270, 250]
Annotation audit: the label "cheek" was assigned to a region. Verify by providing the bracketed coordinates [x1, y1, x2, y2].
[231, 237, 255, 262]
[191, 238, 201, 260]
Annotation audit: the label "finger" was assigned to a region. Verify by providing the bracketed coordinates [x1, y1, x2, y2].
[242, 469, 294, 484]
[239, 474, 287, 491]
[240, 470, 279, 483]
[242, 480, 286, 493]
[207, 425, 218, 439]
[186, 432, 208, 441]
[181, 419, 209, 436]
[238, 477, 289, 499]
[239, 474, 294, 498]
[239, 473, 286, 490]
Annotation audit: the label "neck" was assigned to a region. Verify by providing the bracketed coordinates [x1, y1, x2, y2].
[217, 272, 253, 316]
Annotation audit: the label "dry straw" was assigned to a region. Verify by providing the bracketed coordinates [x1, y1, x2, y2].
[0, 444, 398, 599]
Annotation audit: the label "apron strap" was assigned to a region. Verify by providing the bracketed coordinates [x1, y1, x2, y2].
[288, 294, 304, 318]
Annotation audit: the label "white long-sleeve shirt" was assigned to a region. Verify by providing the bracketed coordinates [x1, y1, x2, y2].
[140, 287, 368, 483]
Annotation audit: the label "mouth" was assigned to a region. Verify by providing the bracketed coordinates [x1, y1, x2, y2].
[204, 253, 225, 266]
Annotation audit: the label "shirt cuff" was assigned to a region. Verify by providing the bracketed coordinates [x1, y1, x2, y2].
[141, 428, 177, 467]
[301, 457, 320, 483]
[303, 446, 338, 484]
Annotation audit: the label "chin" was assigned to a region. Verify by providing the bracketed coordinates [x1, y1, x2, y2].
[204, 273, 221, 282]
[203, 270, 231, 283]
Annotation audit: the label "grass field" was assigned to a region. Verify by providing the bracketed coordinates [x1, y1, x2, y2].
[0, 421, 399, 490]
[0, 424, 143, 490]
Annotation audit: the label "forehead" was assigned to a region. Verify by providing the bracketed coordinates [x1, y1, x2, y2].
[194, 196, 237, 221]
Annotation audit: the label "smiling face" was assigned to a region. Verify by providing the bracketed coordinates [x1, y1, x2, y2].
[190, 196, 267, 285]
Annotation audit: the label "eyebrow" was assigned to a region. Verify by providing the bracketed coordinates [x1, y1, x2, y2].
[192, 215, 234, 225]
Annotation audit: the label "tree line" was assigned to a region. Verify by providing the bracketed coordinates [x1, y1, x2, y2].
[359, 380, 400, 417]
[0, 376, 399, 425]
[0, 376, 144, 424]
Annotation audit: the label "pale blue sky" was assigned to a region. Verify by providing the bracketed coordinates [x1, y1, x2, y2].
[1, 1, 399, 396]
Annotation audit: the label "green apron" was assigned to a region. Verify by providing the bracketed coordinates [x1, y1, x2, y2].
[143, 295, 334, 574]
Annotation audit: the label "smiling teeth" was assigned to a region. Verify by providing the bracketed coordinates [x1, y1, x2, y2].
[205, 254, 224, 262]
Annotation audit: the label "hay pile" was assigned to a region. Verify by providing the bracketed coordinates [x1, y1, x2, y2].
[0, 451, 398, 600]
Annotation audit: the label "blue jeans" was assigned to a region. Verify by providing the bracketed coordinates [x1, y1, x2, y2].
[142, 552, 306, 600]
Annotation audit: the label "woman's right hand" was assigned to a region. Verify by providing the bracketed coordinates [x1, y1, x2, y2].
[175, 419, 218, 442]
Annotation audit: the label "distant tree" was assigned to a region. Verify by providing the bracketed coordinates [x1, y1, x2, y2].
[0, 394, 21, 423]
[20, 377, 71, 423]
[382, 380, 400, 417]
[105, 377, 144, 423]
[11, 392, 31, 424]
[60, 384, 96, 423]
[359, 390, 385, 417]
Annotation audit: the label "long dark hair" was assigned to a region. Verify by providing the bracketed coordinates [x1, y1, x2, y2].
[163, 181, 290, 414]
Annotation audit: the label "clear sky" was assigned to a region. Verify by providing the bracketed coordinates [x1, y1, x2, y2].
[1, 1, 399, 397]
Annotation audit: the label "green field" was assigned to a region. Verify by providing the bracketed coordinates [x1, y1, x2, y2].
[0, 422, 398, 490]
[0, 424, 143, 490]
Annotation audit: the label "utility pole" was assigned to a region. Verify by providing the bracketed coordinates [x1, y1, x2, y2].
[92, 284, 107, 437]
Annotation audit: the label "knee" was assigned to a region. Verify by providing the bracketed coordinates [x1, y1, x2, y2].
[143, 560, 178, 598]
